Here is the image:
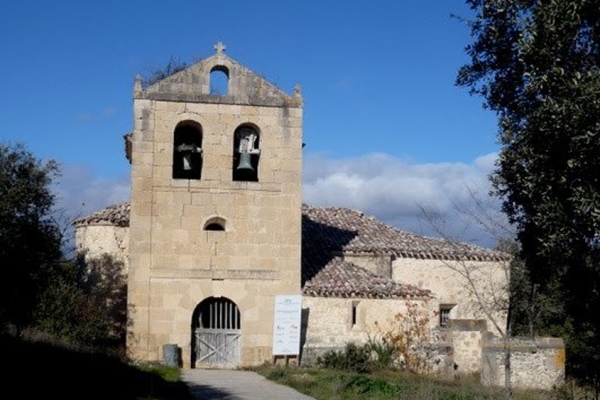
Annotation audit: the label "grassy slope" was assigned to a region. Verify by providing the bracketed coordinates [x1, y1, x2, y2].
[253, 366, 560, 400]
[2, 335, 192, 400]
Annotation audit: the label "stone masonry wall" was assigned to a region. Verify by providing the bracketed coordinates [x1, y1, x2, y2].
[393, 258, 508, 334]
[76, 224, 129, 271]
[481, 335, 565, 390]
[300, 296, 435, 366]
[447, 319, 487, 374]
[341, 253, 393, 278]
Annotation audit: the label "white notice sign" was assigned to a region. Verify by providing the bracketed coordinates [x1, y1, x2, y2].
[272, 295, 302, 356]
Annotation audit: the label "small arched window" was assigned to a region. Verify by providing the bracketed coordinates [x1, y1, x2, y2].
[232, 124, 260, 182]
[203, 216, 226, 231]
[210, 66, 229, 96]
[173, 120, 203, 180]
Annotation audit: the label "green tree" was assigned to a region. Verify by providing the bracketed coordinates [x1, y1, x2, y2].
[457, 0, 600, 385]
[35, 254, 128, 353]
[0, 142, 62, 334]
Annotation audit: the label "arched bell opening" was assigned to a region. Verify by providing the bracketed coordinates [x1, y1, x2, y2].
[173, 120, 203, 180]
[232, 124, 260, 182]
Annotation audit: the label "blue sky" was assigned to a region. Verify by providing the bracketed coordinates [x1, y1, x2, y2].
[0, 1, 511, 247]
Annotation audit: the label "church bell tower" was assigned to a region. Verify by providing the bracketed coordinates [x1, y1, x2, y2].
[126, 43, 303, 367]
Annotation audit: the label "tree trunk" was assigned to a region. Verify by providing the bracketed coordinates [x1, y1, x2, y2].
[504, 341, 512, 400]
[504, 307, 513, 400]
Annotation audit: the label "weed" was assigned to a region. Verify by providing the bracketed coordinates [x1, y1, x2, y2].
[367, 334, 397, 370]
[317, 342, 373, 373]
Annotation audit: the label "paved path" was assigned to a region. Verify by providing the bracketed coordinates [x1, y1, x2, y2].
[181, 369, 316, 400]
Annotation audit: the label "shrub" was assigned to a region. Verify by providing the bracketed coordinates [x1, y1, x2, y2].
[372, 300, 434, 374]
[367, 334, 397, 370]
[317, 342, 373, 373]
[33, 254, 127, 355]
[143, 56, 188, 88]
[316, 301, 435, 375]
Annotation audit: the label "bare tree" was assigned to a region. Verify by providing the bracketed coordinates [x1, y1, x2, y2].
[418, 186, 519, 400]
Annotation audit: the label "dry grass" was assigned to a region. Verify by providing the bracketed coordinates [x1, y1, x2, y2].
[253, 365, 574, 400]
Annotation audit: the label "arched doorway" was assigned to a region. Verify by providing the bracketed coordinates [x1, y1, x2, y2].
[191, 297, 241, 368]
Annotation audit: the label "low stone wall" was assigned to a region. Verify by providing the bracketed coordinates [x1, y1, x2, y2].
[448, 319, 487, 374]
[481, 335, 565, 390]
[424, 335, 455, 375]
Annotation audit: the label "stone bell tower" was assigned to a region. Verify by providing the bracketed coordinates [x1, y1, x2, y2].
[126, 43, 303, 367]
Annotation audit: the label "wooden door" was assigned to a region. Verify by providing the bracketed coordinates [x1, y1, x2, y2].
[193, 297, 241, 368]
[195, 328, 240, 368]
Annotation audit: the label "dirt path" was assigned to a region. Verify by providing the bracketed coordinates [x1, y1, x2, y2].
[181, 369, 316, 400]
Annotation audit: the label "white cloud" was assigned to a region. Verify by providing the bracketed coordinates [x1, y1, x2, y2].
[102, 107, 118, 117]
[50, 163, 130, 257]
[51, 164, 130, 222]
[303, 152, 511, 248]
[76, 106, 119, 123]
[49, 152, 512, 252]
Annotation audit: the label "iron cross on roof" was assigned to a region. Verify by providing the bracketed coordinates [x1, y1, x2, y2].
[214, 41, 226, 54]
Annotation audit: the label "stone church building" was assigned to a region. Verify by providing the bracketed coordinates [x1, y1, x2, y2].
[75, 44, 564, 389]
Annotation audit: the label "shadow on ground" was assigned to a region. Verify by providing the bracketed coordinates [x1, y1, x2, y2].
[186, 383, 237, 400]
[1, 334, 192, 400]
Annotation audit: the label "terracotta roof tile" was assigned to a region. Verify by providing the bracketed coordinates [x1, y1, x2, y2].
[301, 204, 509, 262]
[303, 258, 431, 299]
[73, 203, 130, 227]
